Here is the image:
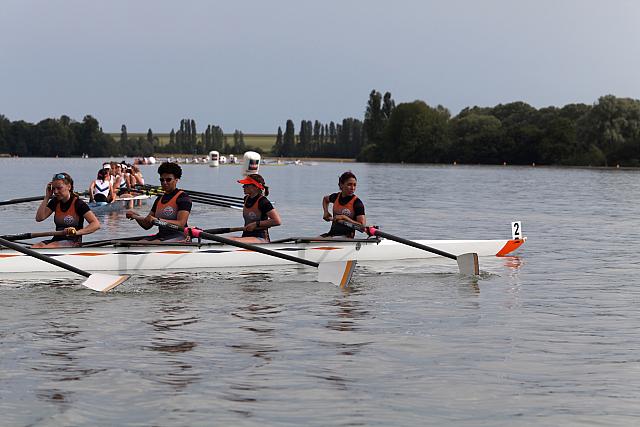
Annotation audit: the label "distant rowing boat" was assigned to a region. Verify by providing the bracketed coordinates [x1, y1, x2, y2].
[0, 234, 526, 276]
[84, 195, 151, 214]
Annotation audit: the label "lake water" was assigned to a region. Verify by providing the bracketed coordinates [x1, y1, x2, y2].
[1, 157, 639, 426]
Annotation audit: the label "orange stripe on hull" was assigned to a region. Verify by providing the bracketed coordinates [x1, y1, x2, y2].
[496, 238, 526, 256]
[71, 253, 109, 257]
[0, 254, 20, 258]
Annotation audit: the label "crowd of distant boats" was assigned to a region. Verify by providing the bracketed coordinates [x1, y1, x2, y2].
[126, 151, 319, 169]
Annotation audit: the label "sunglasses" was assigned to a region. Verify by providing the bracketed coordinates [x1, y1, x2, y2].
[159, 177, 174, 183]
[52, 173, 67, 180]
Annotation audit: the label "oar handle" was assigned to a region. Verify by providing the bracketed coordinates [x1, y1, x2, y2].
[152, 220, 319, 268]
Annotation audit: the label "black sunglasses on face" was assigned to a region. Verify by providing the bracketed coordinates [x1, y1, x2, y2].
[159, 177, 174, 183]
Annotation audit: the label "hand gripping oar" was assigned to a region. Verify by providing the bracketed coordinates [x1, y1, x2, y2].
[339, 221, 479, 275]
[152, 220, 357, 288]
[0, 237, 130, 292]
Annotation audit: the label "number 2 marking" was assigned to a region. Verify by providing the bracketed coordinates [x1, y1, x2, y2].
[511, 221, 522, 240]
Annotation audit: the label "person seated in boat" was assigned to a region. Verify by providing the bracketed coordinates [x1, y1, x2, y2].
[115, 162, 133, 198]
[33, 172, 101, 248]
[321, 171, 366, 238]
[126, 162, 192, 242]
[89, 168, 115, 204]
[130, 164, 145, 186]
[230, 174, 281, 243]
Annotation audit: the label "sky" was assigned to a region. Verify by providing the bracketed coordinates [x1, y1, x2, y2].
[1, 0, 639, 133]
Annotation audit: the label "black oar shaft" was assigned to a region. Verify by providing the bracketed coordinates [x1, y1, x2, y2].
[0, 196, 44, 206]
[153, 220, 319, 268]
[339, 220, 459, 260]
[0, 237, 90, 278]
[141, 185, 243, 202]
[372, 229, 457, 260]
[131, 187, 243, 208]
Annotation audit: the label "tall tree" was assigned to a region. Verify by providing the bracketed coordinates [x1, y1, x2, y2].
[282, 120, 296, 156]
[364, 90, 384, 145]
[273, 126, 283, 156]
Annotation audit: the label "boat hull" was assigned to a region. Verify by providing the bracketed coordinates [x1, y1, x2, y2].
[0, 237, 525, 275]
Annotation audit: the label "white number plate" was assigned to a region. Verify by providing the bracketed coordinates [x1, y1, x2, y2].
[511, 221, 522, 240]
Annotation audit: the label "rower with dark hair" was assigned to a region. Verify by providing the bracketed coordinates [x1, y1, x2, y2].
[89, 168, 115, 203]
[230, 173, 281, 243]
[126, 162, 192, 242]
[321, 171, 366, 238]
[33, 172, 101, 248]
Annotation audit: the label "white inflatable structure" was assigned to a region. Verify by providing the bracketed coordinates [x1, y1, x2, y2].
[242, 151, 261, 176]
[209, 150, 220, 167]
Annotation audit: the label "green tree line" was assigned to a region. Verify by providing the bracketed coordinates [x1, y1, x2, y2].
[2, 93, 640, 166]
[359, 91, 640, 166]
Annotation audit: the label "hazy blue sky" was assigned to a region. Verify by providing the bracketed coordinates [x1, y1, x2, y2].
[1, 0, 639, 133]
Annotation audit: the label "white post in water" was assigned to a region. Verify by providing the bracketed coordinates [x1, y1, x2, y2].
[208, 150, 219, 167]
[242, 151, 261, 176]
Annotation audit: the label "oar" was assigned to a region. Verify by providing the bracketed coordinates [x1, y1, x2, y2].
[140, 184, 244, 203]
[0, 237, 130, 292]
[1, 191, 90, 207]
[0, 195, 46, 206]
[1, 230, 68, 241]
[129, 187, 243, 209]
[339, 221, 479, 275]
[152, 219, 356, 288]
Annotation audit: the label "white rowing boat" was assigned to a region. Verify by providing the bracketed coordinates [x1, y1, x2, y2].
[84, 195, 151, 214]
[0, 234, 525, 275]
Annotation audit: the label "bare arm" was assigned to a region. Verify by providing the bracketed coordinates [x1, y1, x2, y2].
[36, 183, 53, 222]
[322, 195, 332, 221]
[108, 181, 116, 202]
[126, 210, 155, 230]
[76, 211, 101, 236]
[89, 181, 96, 202]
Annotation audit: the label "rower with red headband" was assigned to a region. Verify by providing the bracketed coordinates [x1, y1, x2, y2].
[230, 173, 281, 243]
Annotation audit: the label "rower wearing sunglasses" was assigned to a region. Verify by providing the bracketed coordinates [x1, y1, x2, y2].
[33, 172, 101, 248]
[126, 162, 192, 242]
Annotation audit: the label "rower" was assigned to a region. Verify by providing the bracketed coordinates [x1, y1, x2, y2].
[33, 172, 101, 248]
[89, 168, 115, 203]
[126, 162, 192, 242]
[229, 174, 281, 243]
[116, 162, 132, 197]
[321, 171, 366, 238]
[131, 164, 145, 186]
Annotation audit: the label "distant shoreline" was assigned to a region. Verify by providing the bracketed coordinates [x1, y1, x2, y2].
[3, 154, 640, 170]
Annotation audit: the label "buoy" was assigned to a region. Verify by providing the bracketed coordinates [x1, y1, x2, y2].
[242, 151, 261, 176]
[209, 150, 219, 167]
